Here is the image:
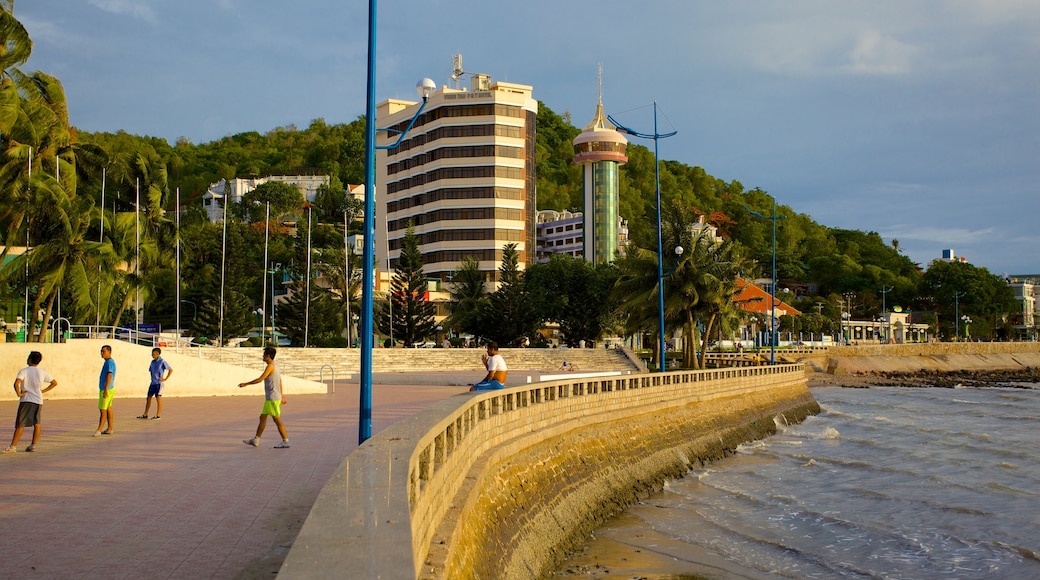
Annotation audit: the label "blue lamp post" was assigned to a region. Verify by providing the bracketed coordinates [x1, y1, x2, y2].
[744, 200, 785, 365]
[608, 103, 676, 373]
[360, 0, 435, 443]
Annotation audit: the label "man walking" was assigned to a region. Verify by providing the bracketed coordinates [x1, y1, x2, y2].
[238, 347, 290, 449]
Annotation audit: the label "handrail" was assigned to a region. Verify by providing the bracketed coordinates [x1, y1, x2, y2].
[280, 363, 808, 578]
[319, 364, 335, 393]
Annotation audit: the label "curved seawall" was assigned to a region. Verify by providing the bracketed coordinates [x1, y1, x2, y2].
[279, 365, 817, 579]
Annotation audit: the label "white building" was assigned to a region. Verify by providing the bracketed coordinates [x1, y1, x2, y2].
[201, 174, 330, 223]
[375, 73, 538, 288]
[1008, 280, 1038, 340]
[535, 209, 629, 263]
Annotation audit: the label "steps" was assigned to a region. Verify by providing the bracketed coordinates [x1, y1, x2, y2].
[186, 346, 643, 381]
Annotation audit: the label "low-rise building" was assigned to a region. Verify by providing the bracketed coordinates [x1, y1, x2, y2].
[201, 174, 330, 223]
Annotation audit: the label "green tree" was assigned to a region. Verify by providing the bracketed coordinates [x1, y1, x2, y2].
[920, 260, 1015, 340]
[377, 223, 435, 347]
[241, 180, 304, 223]
[473, 243, 538, 347]
[447, 256, 487, 338]
[276, 276, 342, 347]
[525, 254, 618, 346]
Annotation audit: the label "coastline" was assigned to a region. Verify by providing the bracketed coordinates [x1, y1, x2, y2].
[806, 367, 1040, 389]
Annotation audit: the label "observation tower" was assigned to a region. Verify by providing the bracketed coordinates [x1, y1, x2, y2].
[572, 73, 628, 264]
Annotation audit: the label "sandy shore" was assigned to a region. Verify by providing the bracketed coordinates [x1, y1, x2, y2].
[554, 511, 778, 579]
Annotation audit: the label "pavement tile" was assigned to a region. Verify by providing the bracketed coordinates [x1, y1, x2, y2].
[0, 382, 466, 578]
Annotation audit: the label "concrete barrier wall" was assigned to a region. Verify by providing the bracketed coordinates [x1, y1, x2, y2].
[828, 342, 1040, 357]
[279, 364, 817, 579]
[0, 340, 327, 401]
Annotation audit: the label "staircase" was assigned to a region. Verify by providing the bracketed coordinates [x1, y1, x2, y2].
[186, 346, 644, 382]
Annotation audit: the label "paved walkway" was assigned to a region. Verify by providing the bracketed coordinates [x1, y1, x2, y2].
[0, 380, 470, 579]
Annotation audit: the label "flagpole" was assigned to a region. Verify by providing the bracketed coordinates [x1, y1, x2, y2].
[136, 177, 140, 342]
[262, 202, 270, 346]
[304, 204, 312, 348]
[175, 186, 181, 350]
[97, 168, 105, 331]
[219, 180, 228, 347]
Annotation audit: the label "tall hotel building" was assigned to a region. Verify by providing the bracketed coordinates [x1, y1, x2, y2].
[572, 90, 628, 265]
[375, 75, 538, 286]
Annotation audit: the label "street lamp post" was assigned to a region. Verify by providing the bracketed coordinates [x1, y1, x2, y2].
[359, 0, 436, 443]
[745, 200, 786, 364]
[953, 290, 966, 342]
[608, 103, 676, 373]
[841, 291, 856, 345]
[879, 285, 893, 343]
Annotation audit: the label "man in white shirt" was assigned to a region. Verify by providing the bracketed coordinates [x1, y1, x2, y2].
[471, 342, 508, 391]
[6, 351, 58, 453]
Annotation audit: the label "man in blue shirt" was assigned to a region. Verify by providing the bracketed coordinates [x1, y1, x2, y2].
[138, 347, 173, 420]
[93, 345, 116, 437]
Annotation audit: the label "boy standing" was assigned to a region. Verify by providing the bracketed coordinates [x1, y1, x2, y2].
[5, 351, 58, 453]
[138, 347, 173, 420]
[238, 346, 289, 448]
[93, 344, 116, 437]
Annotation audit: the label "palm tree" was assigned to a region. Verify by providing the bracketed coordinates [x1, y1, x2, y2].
[0, 3, 32, 133]
[614, 199, 748, 369]
[0, 69, 108, 339]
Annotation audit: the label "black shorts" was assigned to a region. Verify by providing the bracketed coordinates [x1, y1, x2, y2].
[15, 401, 42, 428]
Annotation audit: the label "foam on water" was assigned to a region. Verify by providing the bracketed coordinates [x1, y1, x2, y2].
[559, 384, 1040, 578]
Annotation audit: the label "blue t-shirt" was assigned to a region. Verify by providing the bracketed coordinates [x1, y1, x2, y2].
[149, 357, 171, 385]
[99, 358, 116, 391]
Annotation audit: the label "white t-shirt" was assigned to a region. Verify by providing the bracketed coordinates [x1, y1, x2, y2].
[16, 366, 54, 405]
[487, 354, 507, 372]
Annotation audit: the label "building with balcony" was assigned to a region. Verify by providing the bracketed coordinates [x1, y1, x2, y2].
[375, 73, 537, 289]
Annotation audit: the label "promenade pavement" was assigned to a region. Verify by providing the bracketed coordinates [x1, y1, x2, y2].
[0, 375, 475, 579]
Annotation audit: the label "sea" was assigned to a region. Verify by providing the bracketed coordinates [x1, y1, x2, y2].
[556, 384, 1040, 579]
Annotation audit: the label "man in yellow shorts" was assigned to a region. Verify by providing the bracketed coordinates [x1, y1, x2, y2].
[238, 347, 289, 449]
[93, 345, 116, 437]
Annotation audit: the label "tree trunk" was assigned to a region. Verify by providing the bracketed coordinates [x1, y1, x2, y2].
[699, 312, 718, 369]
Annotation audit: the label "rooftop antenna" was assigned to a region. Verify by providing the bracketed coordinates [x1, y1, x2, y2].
[598, 63, 603, 105]
[451, 54, 464, 89]
[450, 53, 491, 91]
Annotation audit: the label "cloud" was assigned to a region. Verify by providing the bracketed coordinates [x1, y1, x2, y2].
[840, 29, 918, 75]
[87, 0, 157, 24]
[882, 224, 995, 246]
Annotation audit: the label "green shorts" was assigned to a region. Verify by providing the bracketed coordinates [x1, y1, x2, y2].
[261, 399, 281, 417]
[98, 389, 115, 410]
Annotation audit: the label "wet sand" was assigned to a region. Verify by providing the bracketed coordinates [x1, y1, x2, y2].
[555, 511, 777, 580]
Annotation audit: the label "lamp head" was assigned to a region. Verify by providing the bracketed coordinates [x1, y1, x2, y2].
[416, 78, 436, 101]
[674, 246, 684, 256]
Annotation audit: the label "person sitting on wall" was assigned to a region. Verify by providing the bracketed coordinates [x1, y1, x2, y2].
[470, 342, 507, 391]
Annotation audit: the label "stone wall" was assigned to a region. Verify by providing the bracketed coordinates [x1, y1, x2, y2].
[0, 340, 327, 401]
[804, 342, 1040, 376]
[278, 365, 816, 579]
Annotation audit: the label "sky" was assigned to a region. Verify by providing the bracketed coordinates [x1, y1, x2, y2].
[15, 1, 1040, 276]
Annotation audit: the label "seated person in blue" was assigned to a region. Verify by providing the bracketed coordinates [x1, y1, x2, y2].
[471, 342, 508, 391]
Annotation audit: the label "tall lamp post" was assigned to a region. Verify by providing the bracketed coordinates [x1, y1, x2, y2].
[608, 103, 676, 373]
[879, 285, 893, 343]
[745, 200, 786, 364]
[359, 0, 436, 443]
[953, 290, 966, 341]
